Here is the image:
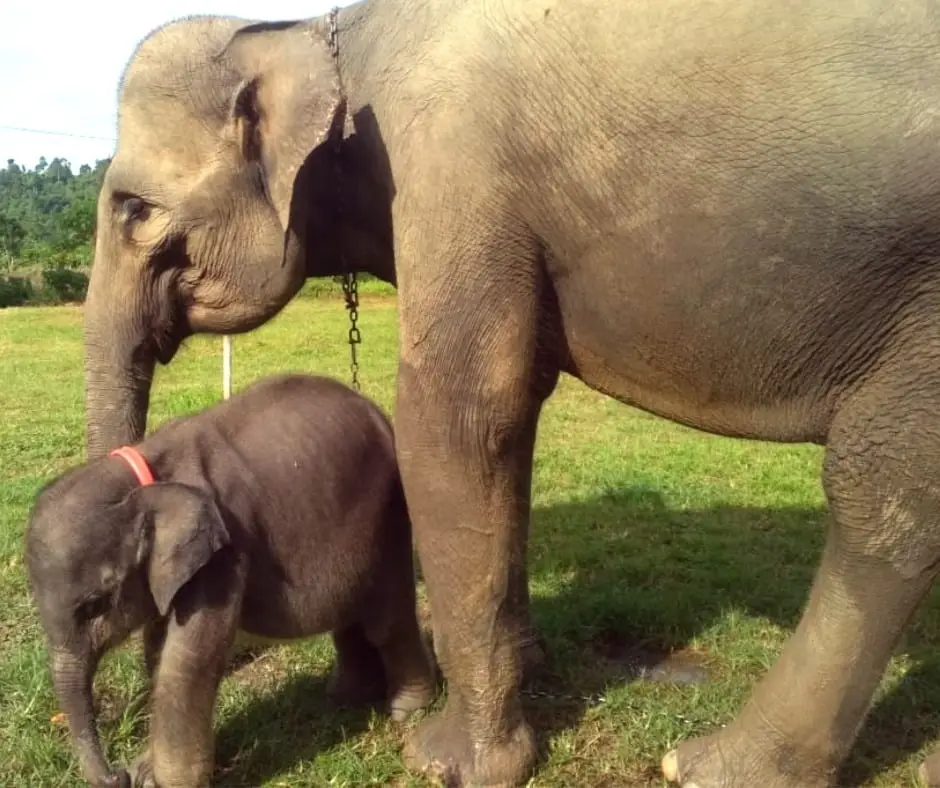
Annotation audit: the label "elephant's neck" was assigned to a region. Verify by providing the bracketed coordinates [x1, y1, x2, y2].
[304, 1, 435, 289]
[302, 148, 396, 285]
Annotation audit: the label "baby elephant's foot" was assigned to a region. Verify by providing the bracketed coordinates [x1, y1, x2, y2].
[93, 771, 131, 788]
[388, 676, 437, 722]
[662, 728, 833, 788]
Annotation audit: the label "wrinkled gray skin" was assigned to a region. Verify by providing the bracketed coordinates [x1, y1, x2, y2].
[84, 1, 940, 786]
[26, 374, 436, 788]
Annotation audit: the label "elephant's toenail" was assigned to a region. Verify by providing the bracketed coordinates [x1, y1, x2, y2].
[661, 749, 680, 782]
[920, 762, 934, 786]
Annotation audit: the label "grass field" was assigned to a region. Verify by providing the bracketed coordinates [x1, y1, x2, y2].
[3, 295, 940, 787]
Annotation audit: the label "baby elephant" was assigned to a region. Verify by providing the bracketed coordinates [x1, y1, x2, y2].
[25, 373, 437, 788]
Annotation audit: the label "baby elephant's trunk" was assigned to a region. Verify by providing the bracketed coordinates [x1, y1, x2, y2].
[51, 648, 129, 787]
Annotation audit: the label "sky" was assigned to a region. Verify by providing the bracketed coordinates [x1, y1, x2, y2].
[0, 0, 351, 171]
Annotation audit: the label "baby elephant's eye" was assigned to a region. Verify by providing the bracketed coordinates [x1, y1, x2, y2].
[76, 594, 111, 621]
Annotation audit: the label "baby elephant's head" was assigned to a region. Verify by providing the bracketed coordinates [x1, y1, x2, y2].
[24, 460, 229, 788]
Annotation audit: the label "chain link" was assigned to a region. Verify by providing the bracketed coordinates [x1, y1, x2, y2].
[520, 687, 607, 705]
[341, 271, 361, 390]
[328, 6, 362, 391]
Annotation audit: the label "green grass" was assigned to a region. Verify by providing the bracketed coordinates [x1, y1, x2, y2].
[2, 296, 940, 787]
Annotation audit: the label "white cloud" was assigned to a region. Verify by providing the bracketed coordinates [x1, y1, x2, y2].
[0, 0, 345, 169]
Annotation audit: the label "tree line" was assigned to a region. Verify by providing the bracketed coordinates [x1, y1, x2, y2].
[0, 156, 108, 306]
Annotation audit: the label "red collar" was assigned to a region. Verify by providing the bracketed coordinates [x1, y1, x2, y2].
[109, 446, 156, 486]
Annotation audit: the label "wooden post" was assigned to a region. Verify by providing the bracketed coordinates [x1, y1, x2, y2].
[222, 335, 232, 400]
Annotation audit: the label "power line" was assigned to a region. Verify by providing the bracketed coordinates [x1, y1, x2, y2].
[0, 124, 115, 142]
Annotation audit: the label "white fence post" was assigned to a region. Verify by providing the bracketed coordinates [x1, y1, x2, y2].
[222, 335, 233, 400]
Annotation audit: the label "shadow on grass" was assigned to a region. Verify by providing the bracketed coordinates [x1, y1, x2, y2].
[517, 488, 940, 785]
[204, 489, 940, 785]
[841, 648, 940, 785]
[212, 670, 377, 786]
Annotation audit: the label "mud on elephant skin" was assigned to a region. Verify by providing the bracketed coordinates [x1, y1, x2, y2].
[25, 374, 436, 788]
[84, 2, 940, 786]
[524, 489, 940, 785]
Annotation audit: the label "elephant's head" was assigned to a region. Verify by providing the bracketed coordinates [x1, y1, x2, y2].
[24, 462, 230, 787]
[85, 14, 373, 458]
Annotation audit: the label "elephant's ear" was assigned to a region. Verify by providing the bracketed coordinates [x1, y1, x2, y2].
[225, 19, 347, 231]
[132, 483, 231, 617]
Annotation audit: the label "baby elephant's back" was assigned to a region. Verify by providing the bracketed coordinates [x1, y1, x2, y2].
[226, 374, 406, 636]
[231, 373, 398, 494]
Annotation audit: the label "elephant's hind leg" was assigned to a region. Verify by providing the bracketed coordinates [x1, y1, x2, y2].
[326, 624, 389, 707]
[665, 343, 940, 787]
[363, 605, 438, 722]
[356, 514, 438, 722]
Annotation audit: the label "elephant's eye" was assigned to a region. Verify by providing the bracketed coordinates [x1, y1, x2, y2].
[114, 193, 150, 225]
[76, 594, 110, 621]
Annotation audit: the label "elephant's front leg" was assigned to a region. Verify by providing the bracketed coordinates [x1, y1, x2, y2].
[147, 559, 246, 788]
[397, 256, 558, 787]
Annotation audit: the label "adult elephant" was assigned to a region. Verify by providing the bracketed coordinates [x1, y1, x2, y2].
[83, 1, 940, 786]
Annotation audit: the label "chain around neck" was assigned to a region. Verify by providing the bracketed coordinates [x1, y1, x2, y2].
[326, 6, 361, 391]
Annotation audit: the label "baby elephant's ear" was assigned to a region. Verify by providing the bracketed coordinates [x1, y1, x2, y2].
[133, 483, 231, 617]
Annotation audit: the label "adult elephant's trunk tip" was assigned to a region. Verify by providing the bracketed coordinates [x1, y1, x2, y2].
[83, 368, 152, 458]
[103, 769, 132, 788]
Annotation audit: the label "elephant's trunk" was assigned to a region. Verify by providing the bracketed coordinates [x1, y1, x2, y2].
[83, 263, 156, 460]
[51, 648, 126, 787]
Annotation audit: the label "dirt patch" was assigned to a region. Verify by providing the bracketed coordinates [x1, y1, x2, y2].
[589, 627, 710, 686]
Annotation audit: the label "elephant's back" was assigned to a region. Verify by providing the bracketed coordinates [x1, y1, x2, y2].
[223, 373, 397, 488]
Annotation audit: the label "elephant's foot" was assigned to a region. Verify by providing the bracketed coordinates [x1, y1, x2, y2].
[919, 748, 940, 787]
[95, 771, 131, 788]
[661, 729, 833, 788]
[402, 698, 536, 787]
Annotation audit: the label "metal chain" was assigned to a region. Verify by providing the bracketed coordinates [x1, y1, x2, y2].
[521, 687, 607, 705]
[328, 6, 361, 391]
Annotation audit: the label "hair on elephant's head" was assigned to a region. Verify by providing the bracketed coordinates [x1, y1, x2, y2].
[25, 463, 230, 787]
[84, 14, 351, 458]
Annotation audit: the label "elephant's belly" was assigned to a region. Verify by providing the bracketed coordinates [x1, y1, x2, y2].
[239, 585, 362, 641]
[560, 329, 831, 444]
[545, 230, 897, 445]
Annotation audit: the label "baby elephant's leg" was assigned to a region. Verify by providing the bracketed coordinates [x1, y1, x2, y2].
[365, 607, 437, 722]
[147, 561, 245, 788]
[361, 538, 437, 721]
[327, 624, 388, 706]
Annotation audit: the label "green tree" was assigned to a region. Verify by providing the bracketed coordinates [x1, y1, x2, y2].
[0, 155, 109, 270]
[0, 213, 25, 270]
